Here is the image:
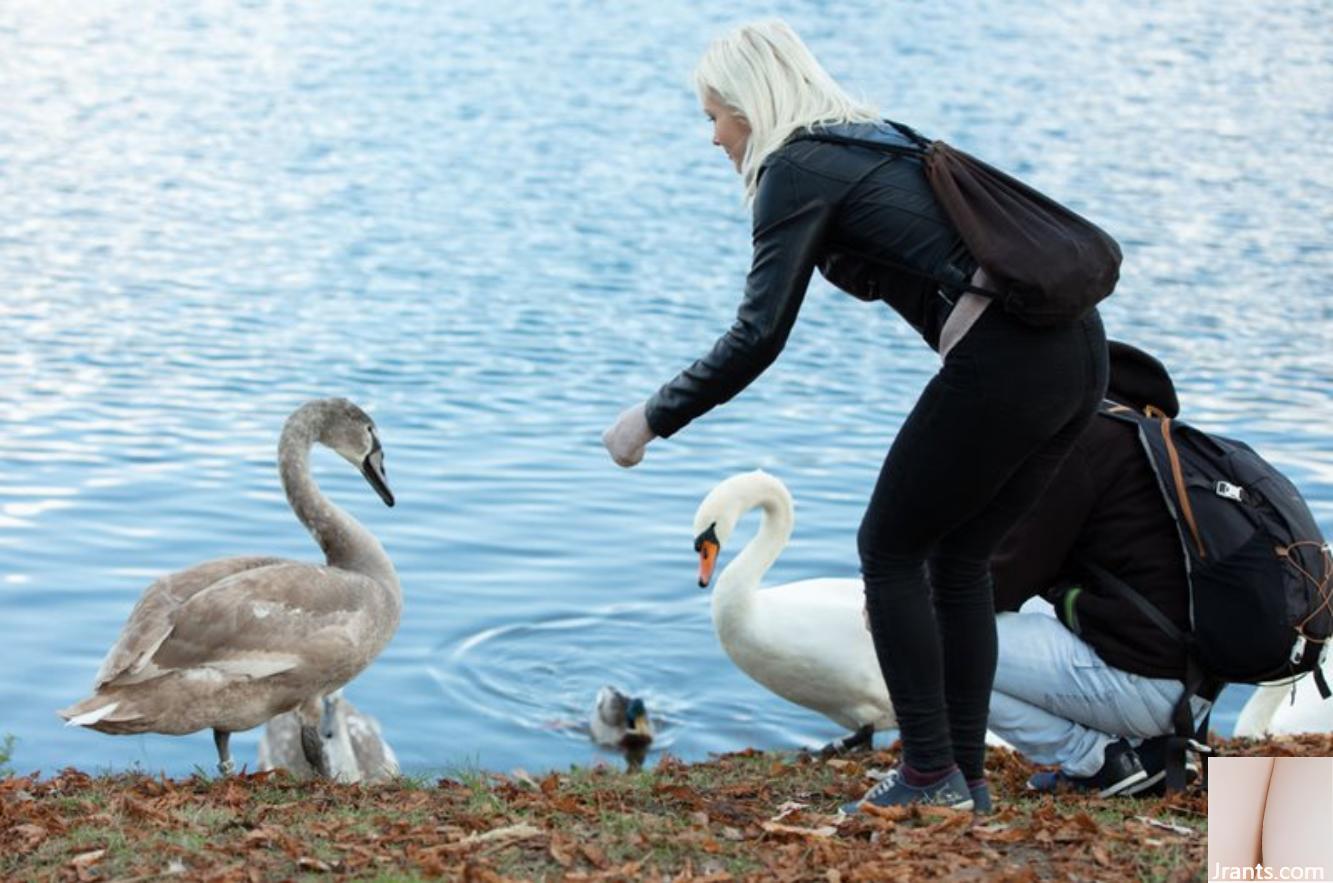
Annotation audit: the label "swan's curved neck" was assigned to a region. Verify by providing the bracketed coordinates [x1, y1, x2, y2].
[278, 412, 398, 594]
[1236, 683, 1289, 737]
[712, 481, 793, 631]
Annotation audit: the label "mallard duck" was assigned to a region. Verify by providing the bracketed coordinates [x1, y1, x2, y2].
[590, 685, 654, 770]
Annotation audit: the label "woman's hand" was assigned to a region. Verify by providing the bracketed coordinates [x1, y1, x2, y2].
[602, 402, 656, 468]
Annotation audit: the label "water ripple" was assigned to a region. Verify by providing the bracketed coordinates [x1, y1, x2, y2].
[0, 0, 1329, 774]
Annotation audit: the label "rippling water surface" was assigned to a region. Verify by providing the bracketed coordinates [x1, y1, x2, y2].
[1, 0, 1329, 776]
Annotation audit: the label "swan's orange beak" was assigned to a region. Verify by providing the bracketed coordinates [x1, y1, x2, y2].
[694, 523, 721, 588]
[698, 539, 719, 588]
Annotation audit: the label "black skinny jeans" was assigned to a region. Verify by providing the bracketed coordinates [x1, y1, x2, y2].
[859, 304, 1108, 780]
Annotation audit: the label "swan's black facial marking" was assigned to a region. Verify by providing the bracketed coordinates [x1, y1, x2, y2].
[695, 522, 720, 588]
[360, 429, 394, 507]
[693, 523, 719, 553]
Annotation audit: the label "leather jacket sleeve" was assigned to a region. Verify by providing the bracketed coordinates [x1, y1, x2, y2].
[645, 159, 833, 439]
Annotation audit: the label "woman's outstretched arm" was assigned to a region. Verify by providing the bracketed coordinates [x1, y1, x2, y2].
[1208, 757, 1275, 874]
[643, 161, 830, 440]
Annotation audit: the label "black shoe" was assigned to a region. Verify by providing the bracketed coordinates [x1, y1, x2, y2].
[1026, 739, 1148, 798]
[1121, 735, 1201, 797]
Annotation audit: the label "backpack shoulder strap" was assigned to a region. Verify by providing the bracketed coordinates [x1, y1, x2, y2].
[1083, 557, 1216, 791]
[1100, 402, 1207, 560]
[1081, 559, 1186, 644]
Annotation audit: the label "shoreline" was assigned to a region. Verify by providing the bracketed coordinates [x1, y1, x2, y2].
[10, 735, 1290, 881]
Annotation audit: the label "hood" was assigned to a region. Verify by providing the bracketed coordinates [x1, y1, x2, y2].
[1107, 340, 1180, 417]
[796, 120, 923, 151]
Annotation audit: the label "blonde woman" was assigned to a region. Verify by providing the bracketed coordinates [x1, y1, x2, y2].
[603, 20, 1108, 812]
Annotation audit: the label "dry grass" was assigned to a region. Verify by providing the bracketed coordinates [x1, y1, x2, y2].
[10, 730, 1312, 881]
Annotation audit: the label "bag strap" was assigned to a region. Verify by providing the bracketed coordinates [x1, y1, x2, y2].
[1082, 560, 1186, 643]
[784, 127, 997, 301]
[1165, 655, 1216, 793]
[1080, 559, 1215, 792]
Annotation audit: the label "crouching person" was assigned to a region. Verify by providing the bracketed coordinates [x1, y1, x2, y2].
[988, 342, 1210, 797]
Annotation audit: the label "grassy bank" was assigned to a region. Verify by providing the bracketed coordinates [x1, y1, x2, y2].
[8, 733, 1317, 881]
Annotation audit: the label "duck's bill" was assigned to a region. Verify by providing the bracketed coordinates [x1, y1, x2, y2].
[361, 447, 395, 507]
[697, 539, 718, 588]
[631, 715, 652, 736]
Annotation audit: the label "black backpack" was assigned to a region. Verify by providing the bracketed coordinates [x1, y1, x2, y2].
[794, 120, 1122, 326]
[1090, 401, 1332, 789]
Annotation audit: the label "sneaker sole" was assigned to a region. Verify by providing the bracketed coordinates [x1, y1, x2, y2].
[1120, 765, 1201, 797]
[1098, 769, 1149, 798]
[843, 797, 975, 814]
[1122, 769, 1165, 796]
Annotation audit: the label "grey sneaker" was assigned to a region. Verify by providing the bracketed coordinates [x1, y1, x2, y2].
[969, 780, 992, 814]
[842, 765, 974, 814]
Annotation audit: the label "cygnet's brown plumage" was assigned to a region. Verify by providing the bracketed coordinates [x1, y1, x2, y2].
[59, 398, 401, 775]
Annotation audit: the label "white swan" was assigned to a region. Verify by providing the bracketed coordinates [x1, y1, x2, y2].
[258, 688, 399, 783]
[59, 398, 401, 776]
[692, 470, 896, 752]
[1234, 657, 1333, 738]
[694, 470, 1012, 754]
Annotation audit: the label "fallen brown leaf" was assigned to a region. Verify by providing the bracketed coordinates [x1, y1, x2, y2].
[8, 823, 47, 852]
[69, 848, 105, 868]
[296, 856, 333, 873]
[760, 821, 838, 838]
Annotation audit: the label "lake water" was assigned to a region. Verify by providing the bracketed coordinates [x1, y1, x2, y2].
[1, 0, 1329, 778]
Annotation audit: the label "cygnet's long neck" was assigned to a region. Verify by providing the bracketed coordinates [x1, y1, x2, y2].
[278, 408, 398, 595]
[324, 703, 362, 784]
[712, 477, 794, 638]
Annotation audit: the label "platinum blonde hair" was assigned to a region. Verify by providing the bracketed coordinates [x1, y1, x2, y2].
[693, 20, 880, 202]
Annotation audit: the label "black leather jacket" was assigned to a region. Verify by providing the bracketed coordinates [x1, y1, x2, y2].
[644, 121, 976, 439]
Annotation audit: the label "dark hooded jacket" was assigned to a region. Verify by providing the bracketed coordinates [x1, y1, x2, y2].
[644, 122, 976, 439]
[991, 342, 1192, 679]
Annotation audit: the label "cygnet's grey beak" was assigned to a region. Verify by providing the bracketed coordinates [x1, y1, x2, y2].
[319, 695, 337, 739]
[361, 438, 394, 507]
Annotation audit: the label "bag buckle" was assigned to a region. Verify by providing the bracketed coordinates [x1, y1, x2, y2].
[1215, 480, 1245, 502]
[1291, 635, 1308, 665]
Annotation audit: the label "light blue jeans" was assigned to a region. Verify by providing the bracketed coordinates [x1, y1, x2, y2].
[989, 610, 1212, 777]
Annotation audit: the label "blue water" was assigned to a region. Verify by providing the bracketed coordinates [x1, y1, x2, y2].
[1, 0, 1329, 778]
